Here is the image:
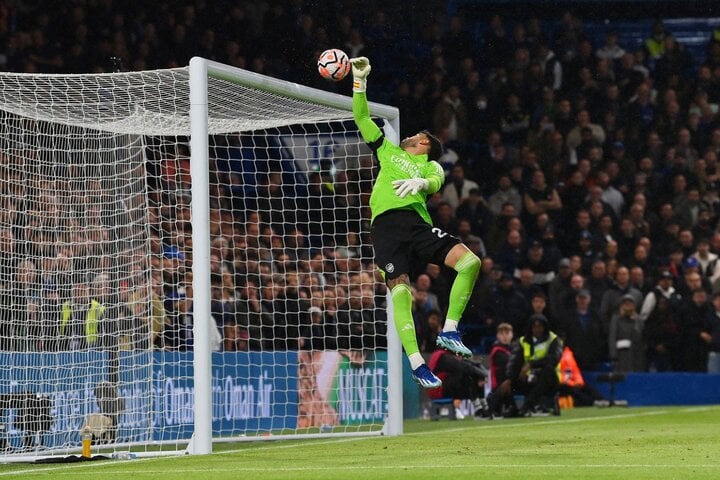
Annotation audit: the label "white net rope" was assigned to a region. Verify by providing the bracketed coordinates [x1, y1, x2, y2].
[0, 69, 354, 136]
[0, 66, 389, 458]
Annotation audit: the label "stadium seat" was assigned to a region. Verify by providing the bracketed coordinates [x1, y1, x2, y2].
[430, 398, 457, 420]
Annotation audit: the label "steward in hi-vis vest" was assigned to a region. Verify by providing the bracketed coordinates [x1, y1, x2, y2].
[59, 282, 107, 350]
[498, 314, 563, 416]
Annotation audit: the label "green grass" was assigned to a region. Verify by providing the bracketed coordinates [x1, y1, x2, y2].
[1, 406, 719, 479]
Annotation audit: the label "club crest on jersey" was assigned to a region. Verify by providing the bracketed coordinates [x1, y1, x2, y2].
[385, 263, 395, 273]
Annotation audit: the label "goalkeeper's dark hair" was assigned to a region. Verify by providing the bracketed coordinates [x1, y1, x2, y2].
[421, 130, 443, 162]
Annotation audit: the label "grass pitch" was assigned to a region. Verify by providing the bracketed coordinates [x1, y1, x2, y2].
[1, 406, 718, 479]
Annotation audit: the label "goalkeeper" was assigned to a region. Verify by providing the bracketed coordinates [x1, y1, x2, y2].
[350, 57, 481, 388]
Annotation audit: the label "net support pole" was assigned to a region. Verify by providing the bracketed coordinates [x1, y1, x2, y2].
[189, 56, 213, 455]
[384, 116, 403, 437]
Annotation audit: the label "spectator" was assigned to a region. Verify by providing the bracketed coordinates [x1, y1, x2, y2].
[526, 290, 553, 336]
[608, 294, 646, 372]
[548, 257, 575, 321]
[644, 295, 683, 371]
[300, 304, 337, 351]
[516, 267, 540, 301]
[523, 169, 563, 223]
[427, 347, 487, 416]
[680, 288, 710, 371]
[484, 322, 516, 417]
[600, 266, 643, 336]
[58, 279, 108, 351]
[495, 228, 524, 274]
[566, 110, 607, 160]
[596, 171, 625, 218]
[535, 42, 563, 91]
[639, 270, 681, 322]
[561, 289, 604, 371]
[416, 309, 443, 354]
[435, 126, 461, 175]
[515, 240, 556, 289]
[414, 274, 441, 313]
[455, 187, 493, 238]
[596, 30, 626, 62]
[433, 84, 468, 144]
[630, 265, 651, 294]
[486, 272, 528, 334]
[702, 292, 720, 373]
[497, 314, 562, 416]
[235, 279, 267, 351]
[499, 92, 531, 146]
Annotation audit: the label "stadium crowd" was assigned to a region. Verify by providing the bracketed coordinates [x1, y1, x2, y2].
[1, 1, 720, 375]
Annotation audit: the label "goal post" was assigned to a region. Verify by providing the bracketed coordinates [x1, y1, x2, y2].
[189, 57, 403, 453]
[0, 57, 403, 461]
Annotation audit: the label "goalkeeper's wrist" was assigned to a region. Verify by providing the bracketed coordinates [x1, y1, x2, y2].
[353, 77, 367, 93]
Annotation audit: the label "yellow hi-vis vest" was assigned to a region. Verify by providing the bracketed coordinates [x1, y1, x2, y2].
[60, 300, 105, 345]
[520, 331, 560, 376]
[644, 37, 664, 59]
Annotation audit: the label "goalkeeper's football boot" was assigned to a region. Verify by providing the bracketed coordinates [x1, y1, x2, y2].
[436, 331, 473, 358]
[411, 364, 442, 389]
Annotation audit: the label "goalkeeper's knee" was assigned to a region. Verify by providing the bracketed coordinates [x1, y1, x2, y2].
[453, 251, 481, 278]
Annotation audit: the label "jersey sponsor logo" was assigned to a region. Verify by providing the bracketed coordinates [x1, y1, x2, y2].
[385, 263, 395, 273]
[431, 227, 448, 238]
[389, 154, 421, 178]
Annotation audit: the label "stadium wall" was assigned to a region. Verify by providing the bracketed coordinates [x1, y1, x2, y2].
[585, 372, 720, 406]
[0, 351, 388, 449]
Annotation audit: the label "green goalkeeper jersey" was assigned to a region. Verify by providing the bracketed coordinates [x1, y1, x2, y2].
[353, 92, 444, 225]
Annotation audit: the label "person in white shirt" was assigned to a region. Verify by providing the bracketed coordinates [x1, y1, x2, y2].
[488, 174, 523, 216]
[596, 30, 626, 61]
[639, 270, 681, 322]
[691, 238, 720, 285]
[442, 164, 480, 211]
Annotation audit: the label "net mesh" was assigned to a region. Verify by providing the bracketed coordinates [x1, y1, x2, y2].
[0, 65, 390, 458]
[0, 69, 355, 135]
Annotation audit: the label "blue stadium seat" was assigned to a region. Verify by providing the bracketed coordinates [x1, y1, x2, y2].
[430, 397, 457, 420]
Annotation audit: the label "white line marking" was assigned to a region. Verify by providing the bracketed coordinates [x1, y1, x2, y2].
[8, 463, 720, 476]
[1, 406, 717, 477]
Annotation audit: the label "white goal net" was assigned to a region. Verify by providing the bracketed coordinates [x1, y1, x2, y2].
[0, 59, 402, 460]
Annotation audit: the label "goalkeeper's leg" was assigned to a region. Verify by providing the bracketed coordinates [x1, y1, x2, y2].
[389, 279, 441, 389]
[436, 245, 481, 358]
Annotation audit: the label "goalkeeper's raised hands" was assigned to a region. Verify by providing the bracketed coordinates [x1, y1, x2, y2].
[350, 57, 371, 93]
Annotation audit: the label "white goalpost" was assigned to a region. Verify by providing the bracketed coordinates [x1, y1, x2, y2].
[0, 57, 402, 461]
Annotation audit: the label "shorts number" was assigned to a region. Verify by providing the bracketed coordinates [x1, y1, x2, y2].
[432, 227, 448, 238]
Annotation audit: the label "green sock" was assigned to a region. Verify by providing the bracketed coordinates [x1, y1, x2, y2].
[391, 283, 420, 357]
[446, 252, 481, 324]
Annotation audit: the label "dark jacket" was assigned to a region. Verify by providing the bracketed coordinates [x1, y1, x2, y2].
[561, 308, 604, 371]
[488, 340, 512, 389]
[506, 319, 563, 382]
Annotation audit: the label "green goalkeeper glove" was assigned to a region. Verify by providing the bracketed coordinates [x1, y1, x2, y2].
[350, 57, 371, 93]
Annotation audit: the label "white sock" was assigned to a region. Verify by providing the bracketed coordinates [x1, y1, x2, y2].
[408, 352, 425, 370]
[443, 319, 459, 332]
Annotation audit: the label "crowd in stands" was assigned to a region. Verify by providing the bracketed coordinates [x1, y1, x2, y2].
[1, 1, 720, 374]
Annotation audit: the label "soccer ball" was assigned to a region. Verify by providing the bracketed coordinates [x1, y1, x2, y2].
[317, 48, 351, 82]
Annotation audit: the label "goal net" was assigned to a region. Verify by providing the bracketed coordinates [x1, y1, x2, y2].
[0, 59, 402, 460]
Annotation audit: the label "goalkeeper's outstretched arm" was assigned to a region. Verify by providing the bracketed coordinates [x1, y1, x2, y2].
[350, 57, 383, 145]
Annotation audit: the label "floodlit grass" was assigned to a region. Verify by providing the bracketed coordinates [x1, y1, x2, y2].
[1, 406, 719, 479]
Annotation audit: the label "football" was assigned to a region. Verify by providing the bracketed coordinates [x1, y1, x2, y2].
[317, 48, 351, 82]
